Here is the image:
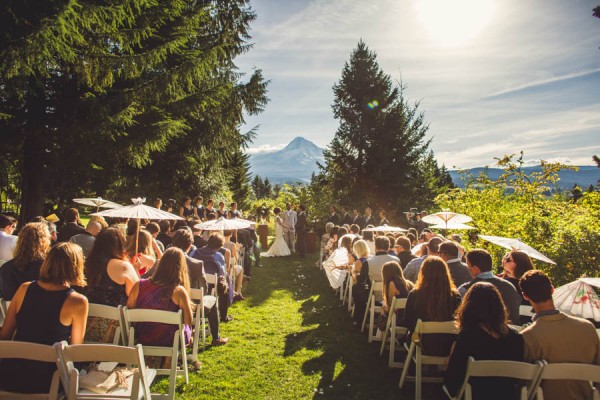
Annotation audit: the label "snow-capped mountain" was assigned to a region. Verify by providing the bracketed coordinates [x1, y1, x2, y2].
[249, 137, 325, 184]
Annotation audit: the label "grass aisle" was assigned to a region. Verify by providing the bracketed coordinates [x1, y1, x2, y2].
[172, 253, 408, 399]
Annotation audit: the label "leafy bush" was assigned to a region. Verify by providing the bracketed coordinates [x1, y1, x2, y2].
[435, 154, 600, 286]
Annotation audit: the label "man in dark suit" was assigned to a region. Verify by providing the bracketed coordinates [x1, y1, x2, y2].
[57, 208, 86, 242]
[234, 227, 253, 278]
[326, 205, 340, 225]
[295, 205, 308, 257]
[363, 207, 378, 227]
[439, 240, 471, 287]
[352, 209, 365, 230]
[340, 206, 352, 225]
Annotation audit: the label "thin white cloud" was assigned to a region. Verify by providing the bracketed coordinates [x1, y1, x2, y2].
[245, 143, 286, 155]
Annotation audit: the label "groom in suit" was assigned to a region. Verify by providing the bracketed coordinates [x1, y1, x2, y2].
[281, 202, 297, 253]
[295, 205, 307, 258]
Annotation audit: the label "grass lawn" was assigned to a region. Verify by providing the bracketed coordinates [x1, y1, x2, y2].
[157, 252, 414, 399]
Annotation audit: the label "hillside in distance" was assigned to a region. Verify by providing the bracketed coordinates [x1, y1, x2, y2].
[449, 166, 599, 191]
[248, 137, 325, 184]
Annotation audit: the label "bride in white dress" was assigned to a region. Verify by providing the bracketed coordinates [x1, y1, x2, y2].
[261, 207, 291, 257]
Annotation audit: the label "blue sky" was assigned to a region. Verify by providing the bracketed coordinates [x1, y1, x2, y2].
[237, 0, 600, 169]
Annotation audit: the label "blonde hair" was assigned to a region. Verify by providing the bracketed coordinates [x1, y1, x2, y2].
[352, 239, 370, 259]
[127, 230, 154, 257]
[13, 222, 51, 271]
[89, 215, 108, 229]
[39, 242, 86, 286]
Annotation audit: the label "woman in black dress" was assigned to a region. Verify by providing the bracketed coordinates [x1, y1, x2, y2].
[444, 282, 524, 400]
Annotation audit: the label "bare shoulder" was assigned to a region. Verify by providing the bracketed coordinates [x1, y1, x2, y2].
[64, 291, 88, 311]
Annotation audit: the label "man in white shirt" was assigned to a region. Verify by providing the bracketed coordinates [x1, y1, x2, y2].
[281, 203, 297, 253]
[0, 215, 18, 263]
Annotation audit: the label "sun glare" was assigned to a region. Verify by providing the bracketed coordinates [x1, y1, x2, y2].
[414, 0, 496, 47]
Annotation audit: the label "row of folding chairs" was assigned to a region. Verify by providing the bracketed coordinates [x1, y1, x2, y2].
[0, 340, 157, 399]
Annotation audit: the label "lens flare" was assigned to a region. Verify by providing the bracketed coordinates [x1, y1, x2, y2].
[367, 100, 379, 109]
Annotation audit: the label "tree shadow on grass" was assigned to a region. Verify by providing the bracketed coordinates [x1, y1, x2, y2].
[283, 272, 412, 400]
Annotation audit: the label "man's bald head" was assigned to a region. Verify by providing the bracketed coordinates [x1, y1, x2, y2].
[86, 221, 102, 237]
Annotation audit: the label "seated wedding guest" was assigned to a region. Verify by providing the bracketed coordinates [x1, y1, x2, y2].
[69, 221, 102, 257]
[351, 239, 370, 283]
[444, 282, 524, 400]
[145, 221, 165, 252]
[406, 232, 417, 247]
[85, 228, 139, 342]
[127, 248, 194, 368]
[154, 198, 163, 210]
[191, 221, 208, 249]
[0, 242, 88, 394]
[0, 214, 18, 263]
[321, 222, 334, 252]
[349, 224, 361, 236]
[404, 237, 443, 283]
[387, 236, 397, 256]
[89, 215, 109, 229]
[0, 222, 51, 300]
[223, 230, 244, 300]
[381, 261, 414, 323]
[193, 233, 233, 323]
[498, 250, 534, 301]
[57, 208, 86, 242]
[403, 256, 461, 356]
[438, 240, 472, 287]
[157, 220, 173, 248]
[325, 226, 340, 254]
[336, 234, 357, 269]
[520, 270, 600, 400]
[127, 229, 157, 276]
[353, 236, 398, 324]
[395, 236, 416, 269]
[459, 249, 521, 324]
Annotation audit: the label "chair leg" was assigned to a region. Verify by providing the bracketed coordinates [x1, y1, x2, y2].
[361, 296, 371, 332]
[368, 303, 376, 342]
[415, 349, 422, 400]
[389, 325, 396, 367]
[347, 282, 353, 312]
[399, 343, 415, 388]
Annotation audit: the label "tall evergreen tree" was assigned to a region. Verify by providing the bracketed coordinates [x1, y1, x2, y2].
[0, 0, 268, 220]
[321, 41, 449, 216]
[227, 149, 253, 210]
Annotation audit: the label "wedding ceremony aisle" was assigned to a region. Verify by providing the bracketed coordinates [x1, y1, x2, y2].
[174, 253, 405, 399]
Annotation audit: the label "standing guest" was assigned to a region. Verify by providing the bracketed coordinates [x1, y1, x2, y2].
[444, 282, 524, 400]
[126, 248, 193, 369]
[520, 270, 600, 400]
[295, 205, 308, 258]
[395, 236, 416, 269]
[341, 206, 353, 225]
[57, 208, 86, 242]
[85, 228, 139, 342]
[363, 207, 378, 227]
[459, 249, 521, 325]
[69, 221, 102, 257]
[157, 220, 173, 248]
[205, 199, 215, 217]
[381, 261, 414, 322]
[216, 201, 227, 218]
[379, 210, 390, 226]
[327, 206, 340, 225]
[0, 222, 51, 300]
[179, 197, 195, 220]
[229, 202, 242, 219]
[0, 243, 88, 394]
[402, 256, 461, 356]
[0, 214, 18, 262]
[438, 240, 472, 287]
[352, 209, 365, 229]
[234, 226, 253, 278]
[194, 197, 205, 220]
[281, 203, 297, 254]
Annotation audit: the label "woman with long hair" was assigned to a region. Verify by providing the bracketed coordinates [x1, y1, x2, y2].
[179, 197, 194, 220]
[85, 227, 139, 342]
[381, 261, 414, 317]
[0, 243, 88, 394]
[126, 229, 156, 276]
[0, 222, 51, 300]
[444, 282, 524, 399]
[127, 248, 196, 366]
[403, 256, 461, 355]
[499, 250, 534, 298]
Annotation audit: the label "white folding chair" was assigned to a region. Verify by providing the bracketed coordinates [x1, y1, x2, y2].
[0, 298, 8, 328]
[519, 305, 535, 322]
[346, 275, 354, 313]
[237, 246, 245, 270]
[0, 341, 62, 399]
[361, 281, 384, 343]
[379, 297, 409, 368]
[399, 319, 459, 400]
[85, 304, 127, 345]
[56, 341, 156, 400]
[205, 273, 217, 296]
[189, 288, 207, 361]
[534, 362, 600, 400]
[123, 308, 189, 400]
[442, 356, 544, 400]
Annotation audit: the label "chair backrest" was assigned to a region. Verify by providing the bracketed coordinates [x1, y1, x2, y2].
[123, 308, 182, 328]
[519, 304, 535, 318]
[450, 357, 544, 400]
[205, 273, 217, 286]
[56, 341, 152, 400]
[0, 298, 11, 318]
[371, 281, 383, 294]
[539, 362, 600, 382]
[87, 303, 125, 345]
[416, 319, 459, 335]
[189, 288, 203, 302]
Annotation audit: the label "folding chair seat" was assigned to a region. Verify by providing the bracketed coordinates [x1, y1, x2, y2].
[123, 308, 189, 400]
[0, 341, 62, 399]
[379, 297, 409, 368]
[534, 362, 600, 400]
[361, 281, 384, 343]
[56, 341, 156, 400]
[399, 319, 459, 400]
[85, 304, 127, 345]
[442, 356, 544, 400]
